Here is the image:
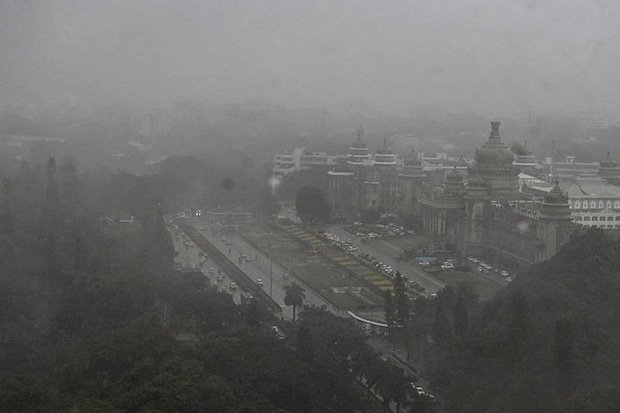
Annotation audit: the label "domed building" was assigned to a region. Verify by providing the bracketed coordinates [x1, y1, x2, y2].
[471, 121, 520, 201]
[421, 121, 579, 265]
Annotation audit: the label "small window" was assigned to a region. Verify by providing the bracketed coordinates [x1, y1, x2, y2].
[591, 201, 597, 209]
[615, 201, 620, 209]
[584, 216, 591, 221]
[607, 201, 613, 209]
[574, 201, 581, 209]
[599, 201, 604, 209]
[592, 216, 598, 221]
[574, 216, 583, 221]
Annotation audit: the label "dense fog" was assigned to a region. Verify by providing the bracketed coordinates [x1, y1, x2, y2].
[2, 1, 620, 117]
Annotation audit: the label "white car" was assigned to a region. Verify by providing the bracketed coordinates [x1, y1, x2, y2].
[500, 270, 509, 277]
[256, 279, 264, 286]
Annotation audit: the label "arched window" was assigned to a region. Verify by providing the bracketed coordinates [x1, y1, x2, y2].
[599, 200, 604, 209]
[607, 201, 613, 209]
[574, 201, 581, 209]
[591, 201, 597, 209]
[615, 201, 620, 209]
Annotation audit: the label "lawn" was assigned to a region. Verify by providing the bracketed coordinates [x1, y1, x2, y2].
[241, 224, 377, 310]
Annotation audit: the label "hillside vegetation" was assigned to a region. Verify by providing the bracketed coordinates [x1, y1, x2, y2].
[428, 229, 620, 412]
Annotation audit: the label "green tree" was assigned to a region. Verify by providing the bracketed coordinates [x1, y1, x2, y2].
[454, 294, 469, 340]
[432, 305, 451, 347]
[245, 298, 260, 327]
[366, 358, 392, 401]
[384, 289, 398, 349]
[44, 156, 61, 275]
[295, 185, 330, 225]
[374, 365, 413, 413]
[297, 325, 314, 363]
[0, 178, 14, 234]
[508, 289, 531, 355]
[254, 189, 281, 219]
[394, 272, 410, 327]
[360, 207, 380, 224]
[284, 282, 305, 322]
[554, 318, 576, 388]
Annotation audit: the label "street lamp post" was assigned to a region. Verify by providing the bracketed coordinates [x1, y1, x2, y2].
[270, 258, 273, 297]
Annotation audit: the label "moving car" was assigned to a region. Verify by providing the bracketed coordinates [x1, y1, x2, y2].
[256, 278, 264, 286]
[230, 282, 237, 290]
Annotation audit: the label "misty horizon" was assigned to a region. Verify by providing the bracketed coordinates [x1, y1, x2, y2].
[2, 1, 620, 118]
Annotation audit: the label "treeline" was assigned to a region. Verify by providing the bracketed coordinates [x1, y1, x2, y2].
[0, 157, 391, 412]
[396, 229, 620, 412]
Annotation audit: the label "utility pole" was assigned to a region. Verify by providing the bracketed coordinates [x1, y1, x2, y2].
[270, 258, 273, 297]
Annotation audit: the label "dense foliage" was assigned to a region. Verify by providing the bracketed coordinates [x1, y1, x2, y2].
[417, 229, 620, 413]
[294, 185, 330, 225]
[0, 158, 369, 413]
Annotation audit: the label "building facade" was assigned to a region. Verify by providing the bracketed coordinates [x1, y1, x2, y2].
[420, 122, 578, 265]
[273, 147, 338, 178]
[326, 130, 414, 219]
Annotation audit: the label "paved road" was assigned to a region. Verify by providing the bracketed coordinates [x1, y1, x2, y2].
[168, 223, 243, 304]
[176, 217, 440, 408]
[187, 217, 341, 320]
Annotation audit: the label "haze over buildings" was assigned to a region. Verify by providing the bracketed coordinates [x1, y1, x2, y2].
[2, 1, 620, 118]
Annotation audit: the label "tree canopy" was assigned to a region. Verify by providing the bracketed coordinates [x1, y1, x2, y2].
[295, 185, 330, 225]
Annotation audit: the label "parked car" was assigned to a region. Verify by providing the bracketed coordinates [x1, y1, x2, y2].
[256, 279, 263, 286]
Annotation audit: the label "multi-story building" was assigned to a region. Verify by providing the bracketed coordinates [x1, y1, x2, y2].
[327, 131, 408, 219]
[419, 122, 578, 265]
[523, 175, 620, 229]
[273, 147, 338, 178]
[548, 156, 600, 179]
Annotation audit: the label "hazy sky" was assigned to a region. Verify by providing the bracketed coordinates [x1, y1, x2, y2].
[1, 0, 620, 117]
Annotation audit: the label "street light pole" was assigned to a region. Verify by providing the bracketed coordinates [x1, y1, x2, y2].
[270, 258, 273, 297]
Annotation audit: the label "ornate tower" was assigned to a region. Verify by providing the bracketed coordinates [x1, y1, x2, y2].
[537, 182, 575, 262]
[463, 174, 489, 246]
[398, 152, 426, 216]
[598, 152, 620, 186]
[471, 122, 519, 201]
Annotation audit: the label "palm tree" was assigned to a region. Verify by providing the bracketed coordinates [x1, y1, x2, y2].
[284, 282, 305, 322]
